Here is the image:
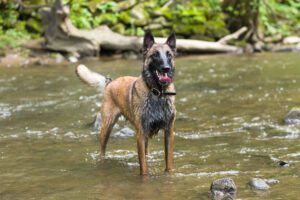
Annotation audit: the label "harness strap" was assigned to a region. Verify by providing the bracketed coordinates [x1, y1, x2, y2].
[151, 88, 176, 97]
[128, 80, 137, 109]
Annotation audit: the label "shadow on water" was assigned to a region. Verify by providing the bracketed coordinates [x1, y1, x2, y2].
[0, 53, 300, 199]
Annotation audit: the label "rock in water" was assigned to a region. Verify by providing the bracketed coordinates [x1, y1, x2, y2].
[264, 178, 280, 185]
[113, 127, 135, 138]
[68, 56, 78, 63]
[278, 160, 289, 167]
[249, 178, 270, 190]
[284, 108, 300, 125]
[93, 113, 101, 131]
[209, 178, 237, 200]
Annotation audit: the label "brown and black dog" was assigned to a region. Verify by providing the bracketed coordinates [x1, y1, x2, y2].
[76, 31, 176, 175]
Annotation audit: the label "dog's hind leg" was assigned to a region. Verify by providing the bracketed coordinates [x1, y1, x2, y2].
[99, 103, 120, 159]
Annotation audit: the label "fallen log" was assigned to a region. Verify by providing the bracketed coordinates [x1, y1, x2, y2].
[40, 0, 243, 57]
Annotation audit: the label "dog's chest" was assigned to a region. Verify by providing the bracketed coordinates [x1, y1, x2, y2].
[141, 95, 174, 137]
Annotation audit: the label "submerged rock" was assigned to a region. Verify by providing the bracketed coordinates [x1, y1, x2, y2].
[93, 113, 101, 131]
[68, 56, 78, 63]
[264, 178, 280, 185]
[113, 127, 135, 138]
[278, 160, 289, 167]
[284, 107, 300, 125]
[209, 177, 237, 200]
[249, 178, 270, 190]
[55, 53, 65, 63]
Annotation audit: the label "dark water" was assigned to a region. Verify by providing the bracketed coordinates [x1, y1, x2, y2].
[0, 53, 300, 199]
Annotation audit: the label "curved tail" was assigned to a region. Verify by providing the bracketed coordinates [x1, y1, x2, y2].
[76, 64, 109, 90]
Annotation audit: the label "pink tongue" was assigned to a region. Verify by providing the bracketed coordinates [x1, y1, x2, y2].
[159, 73, 172, 82]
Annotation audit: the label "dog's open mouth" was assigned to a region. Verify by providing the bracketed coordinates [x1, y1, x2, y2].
[156, 70, 172, 83]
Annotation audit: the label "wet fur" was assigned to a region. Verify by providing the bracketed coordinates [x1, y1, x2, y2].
[141, 95, 174, 137]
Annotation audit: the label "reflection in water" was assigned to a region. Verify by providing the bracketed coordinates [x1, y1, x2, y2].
[0, 53, 300, 199]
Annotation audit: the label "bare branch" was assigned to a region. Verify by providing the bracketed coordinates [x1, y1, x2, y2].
[218, 26, 248, 44]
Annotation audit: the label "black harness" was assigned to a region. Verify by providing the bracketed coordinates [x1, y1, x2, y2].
[150, 88, 176, 97]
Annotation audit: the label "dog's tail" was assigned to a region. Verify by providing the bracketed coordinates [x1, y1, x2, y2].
[76, 64, 110, 90]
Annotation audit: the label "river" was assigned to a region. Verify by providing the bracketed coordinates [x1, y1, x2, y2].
[0, 52, 299, 199]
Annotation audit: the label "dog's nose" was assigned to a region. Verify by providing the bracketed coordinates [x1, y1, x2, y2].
[161, 65, 171, 73]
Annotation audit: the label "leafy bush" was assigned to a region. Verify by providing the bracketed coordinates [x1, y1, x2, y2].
[0, 29, 30, 49]
[0, 2, 30, 49]
[260, 0, 300, 37]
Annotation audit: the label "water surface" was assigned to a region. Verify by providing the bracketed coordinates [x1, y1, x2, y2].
[1, 53, 300, 199]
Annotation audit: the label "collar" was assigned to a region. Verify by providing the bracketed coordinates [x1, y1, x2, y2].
[151, 88, 176, 97]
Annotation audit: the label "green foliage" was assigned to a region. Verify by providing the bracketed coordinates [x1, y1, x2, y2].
[0, 2, 31, 49]
[0, 2, 19, 29]
[163, 0, 228, 38]
[0, 29, 30, 49]
[224, 0, 300, 38]
[67, 0, 94, 29]
[260, 0, 300, 37]
[63, 0, 228, 38]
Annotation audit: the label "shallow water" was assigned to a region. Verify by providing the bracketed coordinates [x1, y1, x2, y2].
[1, 53, 300, 199]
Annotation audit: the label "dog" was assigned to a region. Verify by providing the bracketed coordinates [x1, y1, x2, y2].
[76, 31, 176, 175]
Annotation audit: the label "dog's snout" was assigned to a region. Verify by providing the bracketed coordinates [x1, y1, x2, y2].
[161, 66, 171, 73]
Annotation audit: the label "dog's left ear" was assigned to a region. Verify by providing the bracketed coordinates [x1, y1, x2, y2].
[143, 31, 155, 53]
[166, 31, 176, 52]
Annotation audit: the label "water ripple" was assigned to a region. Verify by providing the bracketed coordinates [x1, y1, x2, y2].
[175, 170, 239, 177]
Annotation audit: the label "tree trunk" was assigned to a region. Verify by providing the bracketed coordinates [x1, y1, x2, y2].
[222, 0, 262, 43]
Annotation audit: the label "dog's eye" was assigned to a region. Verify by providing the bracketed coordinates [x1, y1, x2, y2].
[167, 52, 172, 59]
[153, 51, 160, 58]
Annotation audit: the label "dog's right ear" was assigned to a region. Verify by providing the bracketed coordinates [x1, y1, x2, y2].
[143, 31, 155, 53]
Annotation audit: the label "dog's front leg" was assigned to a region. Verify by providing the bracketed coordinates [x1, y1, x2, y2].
[136, 131, 148, 175]
[164, 119, 175, 172]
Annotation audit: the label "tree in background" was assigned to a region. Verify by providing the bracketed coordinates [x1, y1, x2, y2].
[223, 0, 300, 45]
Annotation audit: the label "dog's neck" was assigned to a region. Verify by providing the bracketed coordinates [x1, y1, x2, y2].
[141, 71, 175, 97]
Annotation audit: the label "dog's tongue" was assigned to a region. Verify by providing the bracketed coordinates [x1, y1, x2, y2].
[159, 73, 172, 83]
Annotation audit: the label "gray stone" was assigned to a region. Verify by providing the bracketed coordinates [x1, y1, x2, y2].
[284, 107, 300, 125]
[93, 113, 101, 131]
[113, 127, 135, 138]
[264, 178, 280, 185]
[209, 178, 237, 200]
[68, 56, 78, 63]
[123, 51, 139, 60]
[249, 178, 270, 190]
[55, 53, 65, 63]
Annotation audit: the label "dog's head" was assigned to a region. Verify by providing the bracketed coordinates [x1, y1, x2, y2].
[142, 31, 176, 89]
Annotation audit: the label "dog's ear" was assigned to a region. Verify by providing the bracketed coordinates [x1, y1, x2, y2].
[143, 31, 155, 53]
[166, 31, 176, 52]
